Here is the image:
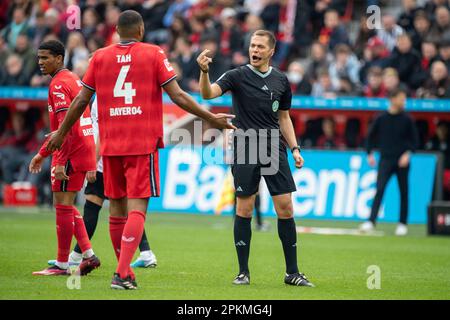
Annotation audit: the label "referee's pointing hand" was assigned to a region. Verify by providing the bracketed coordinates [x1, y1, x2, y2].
[197, 49, 213, 73]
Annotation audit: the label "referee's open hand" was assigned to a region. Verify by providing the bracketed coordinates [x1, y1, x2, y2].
[197, 49, 213, 73]
[293, 150, 304, 169]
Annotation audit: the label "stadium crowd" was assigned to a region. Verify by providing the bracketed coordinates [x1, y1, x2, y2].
[0, 0, 449, 202]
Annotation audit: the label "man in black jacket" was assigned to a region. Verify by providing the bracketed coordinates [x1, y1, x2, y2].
[360, 88, 419, 236]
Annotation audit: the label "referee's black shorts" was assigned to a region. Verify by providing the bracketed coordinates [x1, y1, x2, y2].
[84, 171, 107, 199]
[231, 138, 297, 197]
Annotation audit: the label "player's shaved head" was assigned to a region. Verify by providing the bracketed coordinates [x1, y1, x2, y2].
[117, 10, 144, 40]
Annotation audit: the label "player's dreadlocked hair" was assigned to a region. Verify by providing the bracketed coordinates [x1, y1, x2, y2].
[39, 40, 65, 59]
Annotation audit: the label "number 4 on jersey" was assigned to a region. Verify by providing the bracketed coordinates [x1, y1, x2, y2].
[114, 65, 136, 104]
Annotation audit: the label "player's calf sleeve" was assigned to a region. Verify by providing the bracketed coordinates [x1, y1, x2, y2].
[55, 204, 75, 263]
[72, 207, 92, 254]
[109, 216, 127, 261]
[73, 200, 102, 254]
[277, 218, 299, 275]
[116, 211, 146, 279]
[234, 215, 252, 274]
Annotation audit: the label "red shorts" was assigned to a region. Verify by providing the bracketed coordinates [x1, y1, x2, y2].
[51, 161, 86, 192]
[102, 153, 160, 199]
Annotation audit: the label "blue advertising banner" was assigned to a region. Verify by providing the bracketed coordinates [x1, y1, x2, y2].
[1, 87, 449, 112]
[149, 146, 437, 224]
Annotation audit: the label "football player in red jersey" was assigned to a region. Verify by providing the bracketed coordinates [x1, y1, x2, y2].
[47, 10, 236, 290]
[30, 40, 101, 276]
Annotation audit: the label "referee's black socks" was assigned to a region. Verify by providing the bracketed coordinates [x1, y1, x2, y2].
[234, 215, 252, 274]
[74, 200, 102, 254]
[278, 218, 299, 275]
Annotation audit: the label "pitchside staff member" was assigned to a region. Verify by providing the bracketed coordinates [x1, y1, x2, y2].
[360, 88, 419, 236]
[198, 30, 314, 287]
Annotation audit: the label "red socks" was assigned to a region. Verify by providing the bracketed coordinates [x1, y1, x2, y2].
[55, 205, 74, 263]
[72, 207, 92, 253]
[109, 216, 127, 261]
[116, 211, 146, 279]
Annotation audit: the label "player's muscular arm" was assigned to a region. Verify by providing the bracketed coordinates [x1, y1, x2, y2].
[197, 49, 223, 100]
[46, 87, 94, 151]
[164, 79, 236, 130]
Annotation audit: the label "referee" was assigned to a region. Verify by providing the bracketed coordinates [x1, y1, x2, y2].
[198, 30, 314, 287]
[360, 88, 419, 236]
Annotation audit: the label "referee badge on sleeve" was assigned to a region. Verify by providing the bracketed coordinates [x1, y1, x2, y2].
[272, 100, 279, 112]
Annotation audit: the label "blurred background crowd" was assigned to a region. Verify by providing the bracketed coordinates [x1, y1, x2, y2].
[0, 0, 449, 203]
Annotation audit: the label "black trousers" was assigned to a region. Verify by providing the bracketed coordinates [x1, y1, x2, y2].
[369, 157, 409, 225]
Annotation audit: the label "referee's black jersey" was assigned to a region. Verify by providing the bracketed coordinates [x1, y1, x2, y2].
[215, 64, 292, 134]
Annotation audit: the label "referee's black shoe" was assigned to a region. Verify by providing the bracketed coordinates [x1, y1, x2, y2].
[232, 272, 250, 285]
[284, 273, 315, 287]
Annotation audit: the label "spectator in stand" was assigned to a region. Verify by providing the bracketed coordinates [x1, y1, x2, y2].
[364, 66, 388, 98]
[376, 14, 404, 52]
[382, 67, 406, 95]
[43, 7, 68, 45]
[359, 36, 390, 84]
[142, 0, 170, 43]
[13, 33, 36, 79]
[0, 111, 34, 184]
[353, 15, 377, 59]
[337, 76, 360, 96]
[163, 0, 192, 28]
[169, 59, 191, 92]
[423, 0, 450, 16]
[386, 33, 422, 89]
[318, 9, 349, 51]
[197, 35, 231, 82]
[0, 53, 29, 86]
[64, 32, 89, 71]
[215, 8, 242, 60]
[316, 116, 346, 149]
[312, 68, 338, 98]
[72, 58, 90, 80]
[0, 35, 11, 66]
[397, 0, 419, 32]
[410, 10, 433, 51]
[286, 60, 312, 95]
[98, 5, 120, 46]
[328, 44, 360, 90]
[0, 7, 29, 49]
[305, 41, 330, 82]
[28, 11, 48, 49]
[81, 7, 100, 40]
[86, 35, 104, 54]
[430, 6, 450, 41]
[173, 36, 199, 92]
[413, 40, 441, 87]
[425, 121, 450, 200]
[439, 38, 450, 72]
[417, 60, 450, 98]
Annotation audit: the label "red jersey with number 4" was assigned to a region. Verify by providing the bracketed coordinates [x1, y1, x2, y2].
[82, 42, 177, 156]
[39, 69, 96, 172]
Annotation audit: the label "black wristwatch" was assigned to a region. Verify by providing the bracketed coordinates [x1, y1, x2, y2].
[291, 146, 301, 153]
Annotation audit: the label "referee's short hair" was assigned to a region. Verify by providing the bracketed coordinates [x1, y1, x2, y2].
[252, 30, 276, 49]
[38, 40, 65, 59]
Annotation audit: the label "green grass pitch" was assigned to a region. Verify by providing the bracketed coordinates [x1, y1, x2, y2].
[0, 207, 449, 300]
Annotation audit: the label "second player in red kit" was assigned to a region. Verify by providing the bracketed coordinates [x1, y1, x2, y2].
[30, 40, 100, 276]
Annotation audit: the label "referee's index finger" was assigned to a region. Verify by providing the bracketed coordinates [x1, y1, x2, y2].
[200, 49, 210, 57]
